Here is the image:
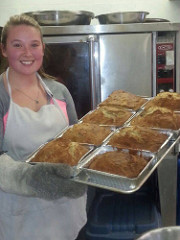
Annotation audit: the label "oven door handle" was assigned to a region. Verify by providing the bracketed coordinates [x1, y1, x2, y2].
[87, 35, 99, 109]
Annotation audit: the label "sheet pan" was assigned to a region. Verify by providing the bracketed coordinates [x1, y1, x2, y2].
[73, 136, 180, 193]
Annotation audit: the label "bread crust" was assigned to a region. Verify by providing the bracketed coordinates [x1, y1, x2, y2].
[145, 92, 180, 111]
[61, 123, 111, 145]
[131, 106, 180, 130]
[100, 90, 147, 110]
[31, 139, 89, 166]
[108, 126, 168, 152]
[82, 105, 133, 126]
[88, 150, 149, 178]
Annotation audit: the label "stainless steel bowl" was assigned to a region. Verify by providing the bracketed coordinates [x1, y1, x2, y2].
[137, 226, 180, 240]
[23, 10, 94, 26]
[95, 11, 149, 24]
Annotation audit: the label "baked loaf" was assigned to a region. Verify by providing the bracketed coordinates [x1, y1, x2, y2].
[131, 106, 180, 130]
[82, 105, 133, 126]
[61, 123, 111, 145]
[145, 92, 180, 111]
[108, 126, 168, 152]
[31, 139, 89, 166]
[88, 150, 149, 178]
[100, 90, 147, 111]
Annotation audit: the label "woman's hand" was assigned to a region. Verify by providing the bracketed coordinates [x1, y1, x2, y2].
[0, 154, 87, 200]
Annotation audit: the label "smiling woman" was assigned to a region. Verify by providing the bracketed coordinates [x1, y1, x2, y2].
[0, 14, 87, 240]
[1, 23, 47, 111]
[2, 25, 44, 74]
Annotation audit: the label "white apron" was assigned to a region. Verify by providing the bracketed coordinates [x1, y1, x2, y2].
[0, 69, 87, 240]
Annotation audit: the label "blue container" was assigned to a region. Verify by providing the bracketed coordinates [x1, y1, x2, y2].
[86, 190, 161, 240]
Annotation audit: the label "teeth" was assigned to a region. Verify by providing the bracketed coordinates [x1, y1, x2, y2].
[21, 61, 33, 65]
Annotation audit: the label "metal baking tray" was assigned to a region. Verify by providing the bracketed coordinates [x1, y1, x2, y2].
[73, 136, 180, 193]
[73, 146, 156, 193]
[79, 107, 136, 128]
[104, 126, 174, 158]
[139, 97, 152, 109]
[55, 122, 116, 146]
[26, 139, 95, 177]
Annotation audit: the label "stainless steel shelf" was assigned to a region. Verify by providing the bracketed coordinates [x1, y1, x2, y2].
[41, 22, 180, 36]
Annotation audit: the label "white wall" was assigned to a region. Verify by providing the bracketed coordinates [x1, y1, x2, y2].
[0, 0, 180, 26]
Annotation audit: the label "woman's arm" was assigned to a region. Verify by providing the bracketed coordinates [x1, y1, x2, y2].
[0, 153, 86, 200]
[0, 77, 10, 152]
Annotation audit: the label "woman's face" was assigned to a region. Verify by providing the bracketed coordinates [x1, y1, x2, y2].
[2, 24, 45, 76]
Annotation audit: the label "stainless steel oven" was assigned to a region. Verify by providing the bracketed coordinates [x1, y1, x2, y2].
[42, 23, 180, 118]
[43, 34, 100, 119]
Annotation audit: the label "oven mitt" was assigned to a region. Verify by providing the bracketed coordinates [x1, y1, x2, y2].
[0, 153, 87, 200]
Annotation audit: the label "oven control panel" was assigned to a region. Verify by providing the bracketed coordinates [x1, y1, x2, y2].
[156, 42, 175, 93]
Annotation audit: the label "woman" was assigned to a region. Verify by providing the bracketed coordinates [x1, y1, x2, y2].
[0, 14, 87, 240]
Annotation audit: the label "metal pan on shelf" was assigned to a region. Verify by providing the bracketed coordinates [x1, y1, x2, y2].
[23, 10, 94, 26]
[95, 11, 149, 24]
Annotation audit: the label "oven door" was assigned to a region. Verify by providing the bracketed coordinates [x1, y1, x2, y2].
[99, 33, 152, 100]
[43, 35, 100, 119]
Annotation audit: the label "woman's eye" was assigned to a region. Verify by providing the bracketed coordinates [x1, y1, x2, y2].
[31, 43, 39, 48]
[13, 43, 22, 48]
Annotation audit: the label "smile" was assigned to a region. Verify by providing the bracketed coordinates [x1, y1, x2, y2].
[20, 60, 34, 65]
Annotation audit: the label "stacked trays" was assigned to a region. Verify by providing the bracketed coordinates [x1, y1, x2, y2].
[85, 190, 161, 240]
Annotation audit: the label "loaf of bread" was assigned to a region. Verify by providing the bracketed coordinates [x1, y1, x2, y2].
[100, 90, 147, 111]
[145, 92, 180, 111]
[131, 106, 180, 130]
[31, 139, 89, 166]
[88, 150, 149, 178]
[82, 105, 133, 126]
[108, 126, 168, 152]
[60, 123, 111, 145]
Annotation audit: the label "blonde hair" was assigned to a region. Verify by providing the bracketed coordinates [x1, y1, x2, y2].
[1, 14, 55, 80]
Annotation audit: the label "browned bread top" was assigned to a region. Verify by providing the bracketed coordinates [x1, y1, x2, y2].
[31, 139, 89, 166]
[100, 90, 147, 110]
[131, 106, 180, 130]
[82, 105, 133, 126]
[88, 150, 149, 178]
[108, 126, 168, 152]
[61, 123, 111, 145]
[145, 92, 180, 111]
